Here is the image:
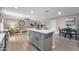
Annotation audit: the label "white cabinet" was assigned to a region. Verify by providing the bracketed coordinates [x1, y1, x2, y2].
[65, 18, 75, 25]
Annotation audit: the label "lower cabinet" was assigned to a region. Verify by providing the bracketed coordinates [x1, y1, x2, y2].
[37, 34, 44, 50]
[44, 36, 52, 50]
[38, 37, 44, 50]
[28, 31, 53, 51]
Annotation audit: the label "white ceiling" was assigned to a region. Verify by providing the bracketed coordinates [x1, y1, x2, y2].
[2, 7, 79, 20]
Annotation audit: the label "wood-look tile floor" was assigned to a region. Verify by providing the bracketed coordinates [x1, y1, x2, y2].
[53, 34, 79, 51]
[7, 33, 38, 51]
[6, 33, 79, 51]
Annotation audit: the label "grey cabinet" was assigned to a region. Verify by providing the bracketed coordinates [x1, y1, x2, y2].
[36, 33, 44, 50]
[38, 37, 44, 50]
[28, 30, 53, 51]
[29, 31, 39, 47]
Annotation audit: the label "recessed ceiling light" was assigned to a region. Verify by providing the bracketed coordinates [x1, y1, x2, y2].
[30, 10, 34, 14]
[58, 11, 62, 15]
[14, 7, 18, 9]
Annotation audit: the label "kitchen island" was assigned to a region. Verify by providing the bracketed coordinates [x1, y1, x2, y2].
[27, 28, 54, 51]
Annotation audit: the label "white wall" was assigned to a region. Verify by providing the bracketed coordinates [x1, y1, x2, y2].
[49, 20, 56, 31]
[56, 17, 66, 32]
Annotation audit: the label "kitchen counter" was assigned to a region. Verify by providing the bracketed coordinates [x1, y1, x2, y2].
[27, 28, 54, 34]
[27, 28, 53, 51]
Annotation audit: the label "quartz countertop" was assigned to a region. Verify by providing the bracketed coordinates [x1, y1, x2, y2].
[27, 28, 54, 34]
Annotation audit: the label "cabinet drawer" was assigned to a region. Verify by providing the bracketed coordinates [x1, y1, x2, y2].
[36, 33, 44, 40]
[44, 33, 52, 39]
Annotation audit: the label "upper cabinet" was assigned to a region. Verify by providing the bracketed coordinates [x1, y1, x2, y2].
[65, 16, 79, 25]
[65, 18, 75, 25]
[76, 16, 79, 25]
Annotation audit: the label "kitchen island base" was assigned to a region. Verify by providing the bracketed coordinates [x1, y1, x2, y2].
[27, 29, 53, 51]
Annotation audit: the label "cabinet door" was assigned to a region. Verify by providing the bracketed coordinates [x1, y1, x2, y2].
[38, 34, 44, 50]
[29, 31, 33, 42]
[44, 37, 52, 50]
[65, 18, 75, 25]
[33, 33, 39, 47]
